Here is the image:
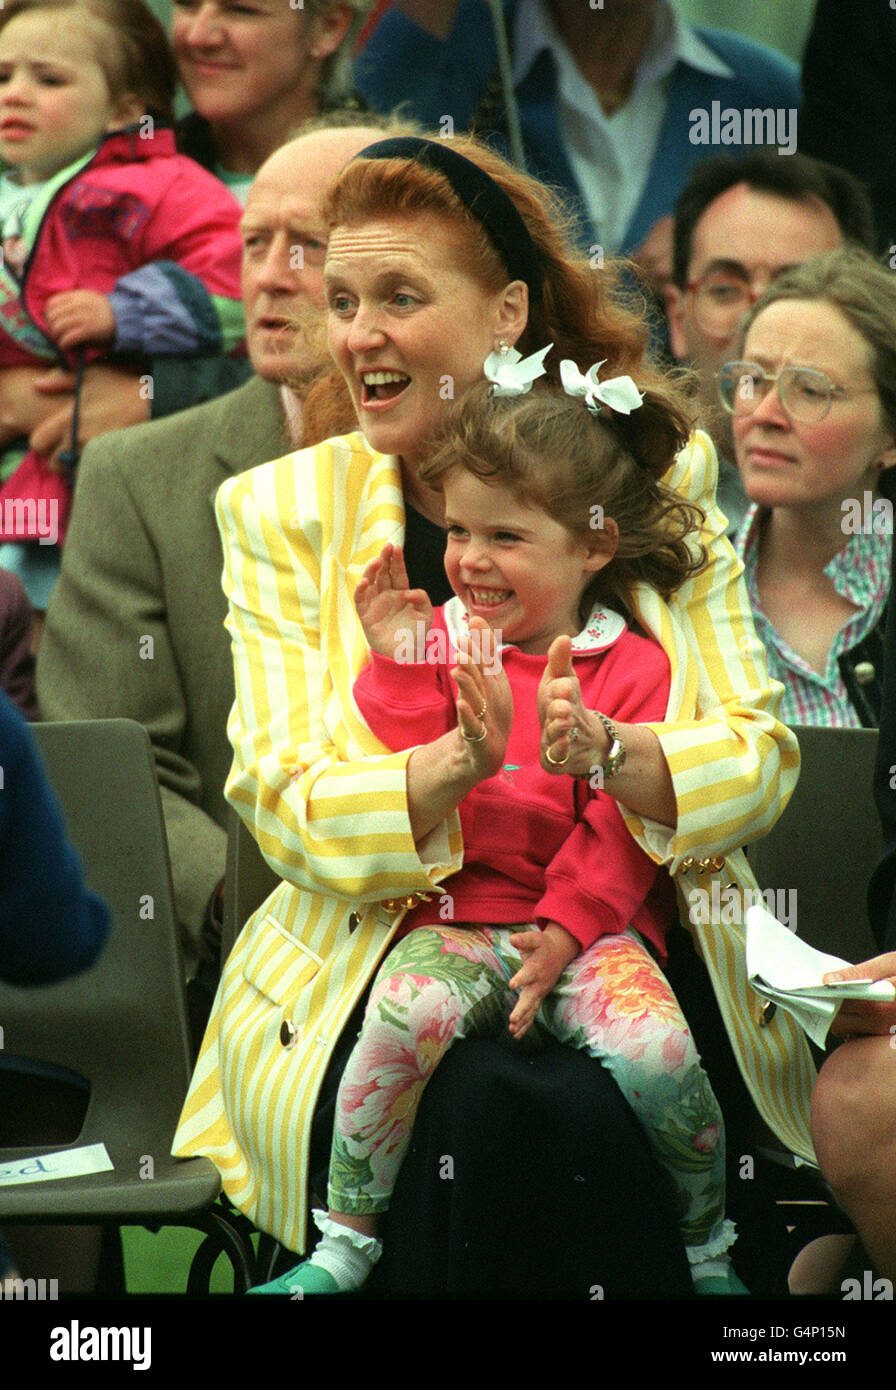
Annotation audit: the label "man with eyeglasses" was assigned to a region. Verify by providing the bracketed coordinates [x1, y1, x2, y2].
[665, 151, 875, 533]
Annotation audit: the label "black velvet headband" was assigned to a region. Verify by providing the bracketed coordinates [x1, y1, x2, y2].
[355, 136, 543, 302]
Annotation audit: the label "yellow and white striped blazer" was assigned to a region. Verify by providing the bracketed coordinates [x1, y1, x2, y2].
[172, 429, 811, 1254]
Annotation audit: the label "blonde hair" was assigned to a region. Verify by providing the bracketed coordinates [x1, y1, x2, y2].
[0, 0, 177, 123]
[304, 1, 377, 110]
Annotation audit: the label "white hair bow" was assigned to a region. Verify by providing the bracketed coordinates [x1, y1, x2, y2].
[559, 359, 644, 415]
[484, 342, 553, 396]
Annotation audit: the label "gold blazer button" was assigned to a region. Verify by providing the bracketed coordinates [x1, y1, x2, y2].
[280, 1019, 298, 1049]
[854, 661, 876, 685]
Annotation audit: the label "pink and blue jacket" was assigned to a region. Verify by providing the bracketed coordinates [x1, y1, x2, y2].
[0, 124, 245, 541]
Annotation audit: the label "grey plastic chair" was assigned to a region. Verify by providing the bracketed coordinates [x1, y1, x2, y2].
[0, 718, 253, 1293]
[746, 723, 880, 962]
[744, 723, 880, 1252]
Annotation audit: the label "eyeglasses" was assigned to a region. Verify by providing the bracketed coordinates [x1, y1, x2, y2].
[716, 361, 878, 424]
[686, 270, 765, 337]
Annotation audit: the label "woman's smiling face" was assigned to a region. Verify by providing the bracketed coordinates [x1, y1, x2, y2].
[171, 0, 317, 131]
[325, 212, 526, 473]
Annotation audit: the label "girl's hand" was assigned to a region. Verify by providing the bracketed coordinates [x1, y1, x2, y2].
[825, 953, 896, 1038]
[537, 635, 608, 778]
[451, 616, 513, 781]
[354, 543, 433, 658]
[508, 921, 579, 1039]
[44, 291, 116, 350]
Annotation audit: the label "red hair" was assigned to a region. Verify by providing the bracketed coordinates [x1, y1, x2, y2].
[321, 132, 675, 391]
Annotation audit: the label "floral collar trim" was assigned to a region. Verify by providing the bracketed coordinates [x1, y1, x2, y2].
[442, 595, 626, 654]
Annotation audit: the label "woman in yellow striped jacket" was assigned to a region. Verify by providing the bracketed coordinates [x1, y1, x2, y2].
[173, 135, 814, 1274]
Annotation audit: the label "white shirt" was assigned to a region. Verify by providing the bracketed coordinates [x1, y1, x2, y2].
[0, 172, 45, 277]
[512, 0, 732, 252]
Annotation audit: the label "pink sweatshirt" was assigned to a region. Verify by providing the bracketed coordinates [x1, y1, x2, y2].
[353, 598, 676, 956]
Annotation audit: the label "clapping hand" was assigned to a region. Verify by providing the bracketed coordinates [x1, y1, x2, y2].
[451, 616, 513, 781]
[537, 635, 606, 778]
[354, 543, 433, 659]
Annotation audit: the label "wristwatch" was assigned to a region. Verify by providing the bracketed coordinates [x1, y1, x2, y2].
[594, 711, 626, 779]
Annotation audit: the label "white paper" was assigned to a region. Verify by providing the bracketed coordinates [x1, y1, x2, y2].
[0, 1143, 113, 1186]
[745, 904, 896, 1047]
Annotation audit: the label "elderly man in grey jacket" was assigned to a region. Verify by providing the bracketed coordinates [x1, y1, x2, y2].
[37, 120, 388, 985]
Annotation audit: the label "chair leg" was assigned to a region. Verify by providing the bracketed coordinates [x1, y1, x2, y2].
[96, 1224, 126, 1295]
[185, 1206, 255, 1295]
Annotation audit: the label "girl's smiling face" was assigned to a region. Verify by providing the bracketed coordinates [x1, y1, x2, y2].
[325, 212, 527, 476]
[442, 469, 613, 655]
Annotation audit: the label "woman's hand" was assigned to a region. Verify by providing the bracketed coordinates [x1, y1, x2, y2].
[28, 364, 150, 466]
[451, 616, 513, 781]
[354, 543, 433, 658]
[537, 635, 608, 778]
[405, 616, 512, 842]
[508, 921, 579, 1039]
[825, 953, 896, 1038]
[0, 364, 69, 447]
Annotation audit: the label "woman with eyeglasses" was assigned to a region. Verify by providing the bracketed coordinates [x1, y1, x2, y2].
[718, 247, 896, 727]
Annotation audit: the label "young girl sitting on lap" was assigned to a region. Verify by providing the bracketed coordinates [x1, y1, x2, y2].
[252, 355, 746, 1297]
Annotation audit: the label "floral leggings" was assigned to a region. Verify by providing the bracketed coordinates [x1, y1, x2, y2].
[329, 925, 733, 1257]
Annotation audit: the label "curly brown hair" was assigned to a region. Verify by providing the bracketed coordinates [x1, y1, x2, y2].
[420, 380, 707, 622]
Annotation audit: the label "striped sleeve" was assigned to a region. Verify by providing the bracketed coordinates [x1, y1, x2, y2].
[623, 432, 800, 867]
[215, 439, 463, 900]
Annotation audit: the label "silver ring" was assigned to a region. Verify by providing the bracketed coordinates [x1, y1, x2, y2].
[461, 720, 488, 744]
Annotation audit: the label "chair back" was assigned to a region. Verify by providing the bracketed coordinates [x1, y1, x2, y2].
[746, 724, 880, 962]
[221, 805, 281, 963]
[0, 719, 194, 1168]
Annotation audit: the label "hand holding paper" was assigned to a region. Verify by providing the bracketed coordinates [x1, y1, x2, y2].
[745, 904, 896, 1048]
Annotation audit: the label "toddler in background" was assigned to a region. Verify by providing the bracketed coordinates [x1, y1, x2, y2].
[251, 362, 747, 1298]
[0, 0, 244, 598]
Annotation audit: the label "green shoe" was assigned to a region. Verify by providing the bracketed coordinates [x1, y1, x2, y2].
[693, 1268, 750, 1296]
[248, 1261, 341, 1296]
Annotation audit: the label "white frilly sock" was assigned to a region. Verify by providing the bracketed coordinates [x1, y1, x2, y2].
[687, 1217, 739, 1285]
[305, 1209, 383, 1292]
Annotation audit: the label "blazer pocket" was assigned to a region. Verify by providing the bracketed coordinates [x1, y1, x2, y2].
[242, 913, 324, 1008]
